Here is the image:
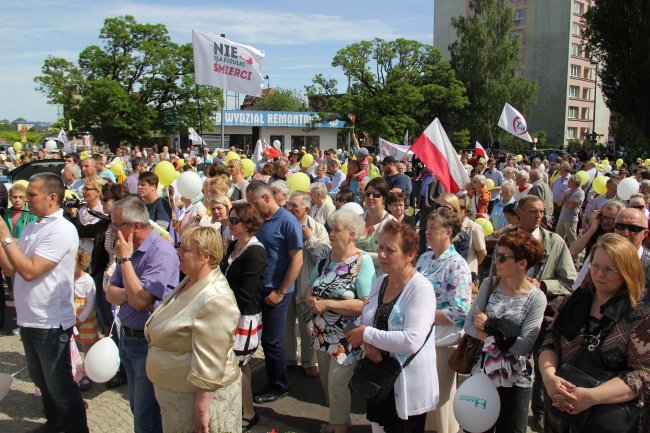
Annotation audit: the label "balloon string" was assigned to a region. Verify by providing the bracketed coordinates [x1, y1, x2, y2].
[12, 366, 27, 377]
[108, 314, 118, 338]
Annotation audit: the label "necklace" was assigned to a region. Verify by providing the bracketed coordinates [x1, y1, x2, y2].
[233, 236, 253, 255]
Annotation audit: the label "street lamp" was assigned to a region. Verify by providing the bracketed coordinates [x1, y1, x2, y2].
[263, 75, 270, 91]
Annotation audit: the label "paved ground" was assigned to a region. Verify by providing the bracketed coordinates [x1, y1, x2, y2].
[1, 296, 535, 433]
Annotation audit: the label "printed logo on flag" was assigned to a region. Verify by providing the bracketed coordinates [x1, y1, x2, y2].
[512, 117, 528, 135]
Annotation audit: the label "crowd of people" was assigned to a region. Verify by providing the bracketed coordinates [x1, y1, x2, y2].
[0, 141, 649, 433]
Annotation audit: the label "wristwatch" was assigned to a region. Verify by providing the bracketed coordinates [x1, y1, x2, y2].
[1, 237, 13, 248]
[116, 257, 132, 265]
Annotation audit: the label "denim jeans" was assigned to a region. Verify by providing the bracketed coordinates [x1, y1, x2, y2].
[260, 289, 292, 392]
[119, 331, 162, 433]
[93, 271, 112, 329]
[21, 326, 88, 432]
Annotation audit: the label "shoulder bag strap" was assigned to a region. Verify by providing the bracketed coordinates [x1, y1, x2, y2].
[401, 321, 435, 369]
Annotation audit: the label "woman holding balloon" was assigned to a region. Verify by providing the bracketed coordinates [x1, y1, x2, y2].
[461, 231, 546, 433]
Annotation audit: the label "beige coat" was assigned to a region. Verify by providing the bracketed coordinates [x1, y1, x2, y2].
[145, 268, 241, 393]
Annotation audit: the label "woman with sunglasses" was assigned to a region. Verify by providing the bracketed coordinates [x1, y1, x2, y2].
[539, 234, 650, 433]
[335, 189, 356, 210]
[78, 176, 108, 256]
[355, 178, 396, 275]
[220, 202, 267, 431]
[416, 208, 472, 433]
[464, 231, 547, 433]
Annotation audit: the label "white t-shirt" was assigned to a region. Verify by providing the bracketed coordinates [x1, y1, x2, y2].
[15, 209, 79, 329]
[74, 272, 96, 323]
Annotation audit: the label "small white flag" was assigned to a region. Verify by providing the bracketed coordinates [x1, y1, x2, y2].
[56, 128, 68, 144]
[498, 103, 533, 143]
[378, 138, 413, 161]
[188, 127, 205, 145]
[403, 130, 409, 146]
[192, 29, 265, 96]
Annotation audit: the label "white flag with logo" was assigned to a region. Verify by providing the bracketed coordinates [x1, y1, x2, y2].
[192, 29, 265, 96]
[498, 103, 533, 142]
[378, 138, 413, 161]
[56, 128, 68, 144]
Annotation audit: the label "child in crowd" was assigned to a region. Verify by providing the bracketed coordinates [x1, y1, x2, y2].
[73, 247, 100, 391]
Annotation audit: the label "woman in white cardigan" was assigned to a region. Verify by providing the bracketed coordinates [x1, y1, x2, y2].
[347, 221, 438, 433]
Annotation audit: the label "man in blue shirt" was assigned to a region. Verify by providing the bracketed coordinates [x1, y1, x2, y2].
[246, 181, 303, 403]
[484, 158, 505, 213]
[382, 156, 408, 193]
[107, 196, 179, 433]
[327, 159, 345, 199]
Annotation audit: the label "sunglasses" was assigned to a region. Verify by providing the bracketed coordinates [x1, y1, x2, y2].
[615, 222, 646, 233]
[82, 187, 98, 191]
[364, 191, 382, 198]
[335, 197, 345, 202]
[494, 252, 518, 264]
[598, 214, 616, 222]
[630, 205, 646, 210]
[228, 217, 243, 226]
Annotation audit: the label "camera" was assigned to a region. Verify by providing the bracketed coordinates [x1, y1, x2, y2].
[63, 198, 84, 208]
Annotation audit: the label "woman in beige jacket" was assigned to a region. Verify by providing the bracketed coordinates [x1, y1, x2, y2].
[145, 226, 241, 433]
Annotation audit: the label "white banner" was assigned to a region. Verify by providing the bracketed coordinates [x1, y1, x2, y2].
[188, 127, 206, 146]
[378, 138, 414, 161]
[498, 103, 533, 142]
[192, 29, 265, 96]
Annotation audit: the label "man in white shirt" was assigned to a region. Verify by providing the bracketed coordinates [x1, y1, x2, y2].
[0, 172, 88, 432]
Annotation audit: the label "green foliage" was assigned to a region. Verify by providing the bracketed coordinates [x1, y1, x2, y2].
[531, 130, 547, 147]
[253, 87, 309, 111]
[34, 15, 222, 147]
[583, 1, 650, 141]
[0, 131, 47, 145]
[567, 139, 583, 154]
[449, 0, 539, 145]
[452, 129, 471, 148]
[306, 38, 469, 144]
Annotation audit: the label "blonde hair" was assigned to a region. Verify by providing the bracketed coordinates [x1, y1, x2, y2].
[84, 176, 108, 197]
[209, 194, 232, 212]
[228, 159, 244, 175]
[76, 247, 91, 270]
[583, 233, 644, 308]
[438, 193, 461, 214]
[180, 226, 224, 268]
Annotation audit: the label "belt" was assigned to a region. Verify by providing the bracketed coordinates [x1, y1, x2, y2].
[122, 326, 145, 338]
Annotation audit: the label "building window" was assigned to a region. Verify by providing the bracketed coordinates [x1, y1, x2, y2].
[572, 22, 581, 36]
[573, 1, 584, 15]
[568, 106, 579, 119]
[291, 136, 320, 152]
[514, 10, 525, 20]
[571, 43, 582, 57]
[509, 30, 522, 40]
[581, 107, 591, 120]
[582, 88, 593, 100]
[570, 65, 581, 77]
[584, 67, 595, 80]
[569, 85, 580, 98]
[567, 127, 578, 139]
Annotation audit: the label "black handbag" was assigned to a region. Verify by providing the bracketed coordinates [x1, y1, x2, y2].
[549, 318, 642, 433]
[348, 278, 434, 405]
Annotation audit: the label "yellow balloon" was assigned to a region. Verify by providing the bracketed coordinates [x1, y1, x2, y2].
[175, 171, 181, 179]
[591, 157, 597, 162]
[478, 158, 485, 164]
[301, 154, 314, 168]
[155, 161, 176, 187]
[110, 161, 123, 176]
[13, 142, 22, 152]
[596, 163, 603, 169]
[225, 151, 240, 164]
[475, 218, 494, 238]
[516, 155, 522, 162]
[592, 176, 608, 195]
[14, 180, 29, 188]
[64, 190, 79, 200]
[405, 206, 415, 217]
[341, 162, 348, 174]
[616, 159, 624, 167]
[177, 159, 185, 167]
[286, 172, 311, 194]
[241, 158, 255, 177]
[486, 179, 495, 190]
[645, 159, 650, 166]
[576, 170, 589, 186]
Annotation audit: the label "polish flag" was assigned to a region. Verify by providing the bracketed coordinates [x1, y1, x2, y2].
[410, 118, 471, 193]
[475, 141, 487, 159]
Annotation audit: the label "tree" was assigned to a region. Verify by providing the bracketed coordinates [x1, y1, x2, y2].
[34, 15, 222, 147]
[583, 1, 650, 143]
[449, 0, 539, 145]
[253, 87, 309, 111]
[306, 38, 469, 144]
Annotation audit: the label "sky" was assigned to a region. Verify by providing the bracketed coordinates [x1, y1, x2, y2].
[0, 0, 436, 123]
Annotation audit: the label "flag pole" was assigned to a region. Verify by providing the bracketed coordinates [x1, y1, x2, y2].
[220, 33, 226, 151]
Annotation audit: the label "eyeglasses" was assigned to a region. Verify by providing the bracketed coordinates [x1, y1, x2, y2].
[390, 203, 405, 208]
[335, 197, 345, 202]
[589, 262, 619, 277]
[598, 214, 616, 223]
[495, 253, 518, 264]
[228, 165, 236, 169]
[614, 222, 646, 233]
[630, 205, 646, 210]
[111, 221, 131, 229]
[82, 187, 98, 191]
[228, 217, 242, 225]
[364, 191, 382, 198]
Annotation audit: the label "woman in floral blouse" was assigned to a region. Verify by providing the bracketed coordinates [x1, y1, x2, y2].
[306, 209, 376, 433]
[415, 208, 472, 433]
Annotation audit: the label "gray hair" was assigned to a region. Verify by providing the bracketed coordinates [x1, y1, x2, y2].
[500, 182, 515, 194]
[473, 174, 488, 187]
[560, 163, 571, 172]
[270, 179, 290, 196]
[64, 164, 82, 179]
[327, 209, 365, 240]
[112, 196, 150, 226]
[246, 179, 274, 199]
[503, 167, 518, 178]
[602, 199, 626, 213]
[629, 193, 645, 203]
[327, 159, 341, 169]
[309, 182, 328, 198]
[290, 191, 311, 208]
[640, 180, 650, 188]
[530, 169, 544, 181]
[516, 170, 530, 181]
[569, 174, 582, 184]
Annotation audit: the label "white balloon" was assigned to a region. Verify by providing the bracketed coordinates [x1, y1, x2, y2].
[176, 172, 203, 200]
[340, 202, 364, 215]
[84, 337, 120, 383]
[336, 149, 343, 155]
[45, 140, 57, 152]
[453, 373, 501, 433]
[0, 373, 13, 402]
[273, 140, 281, 150]
[617, 177, 639, 201]
[603, 164, 612, 172]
